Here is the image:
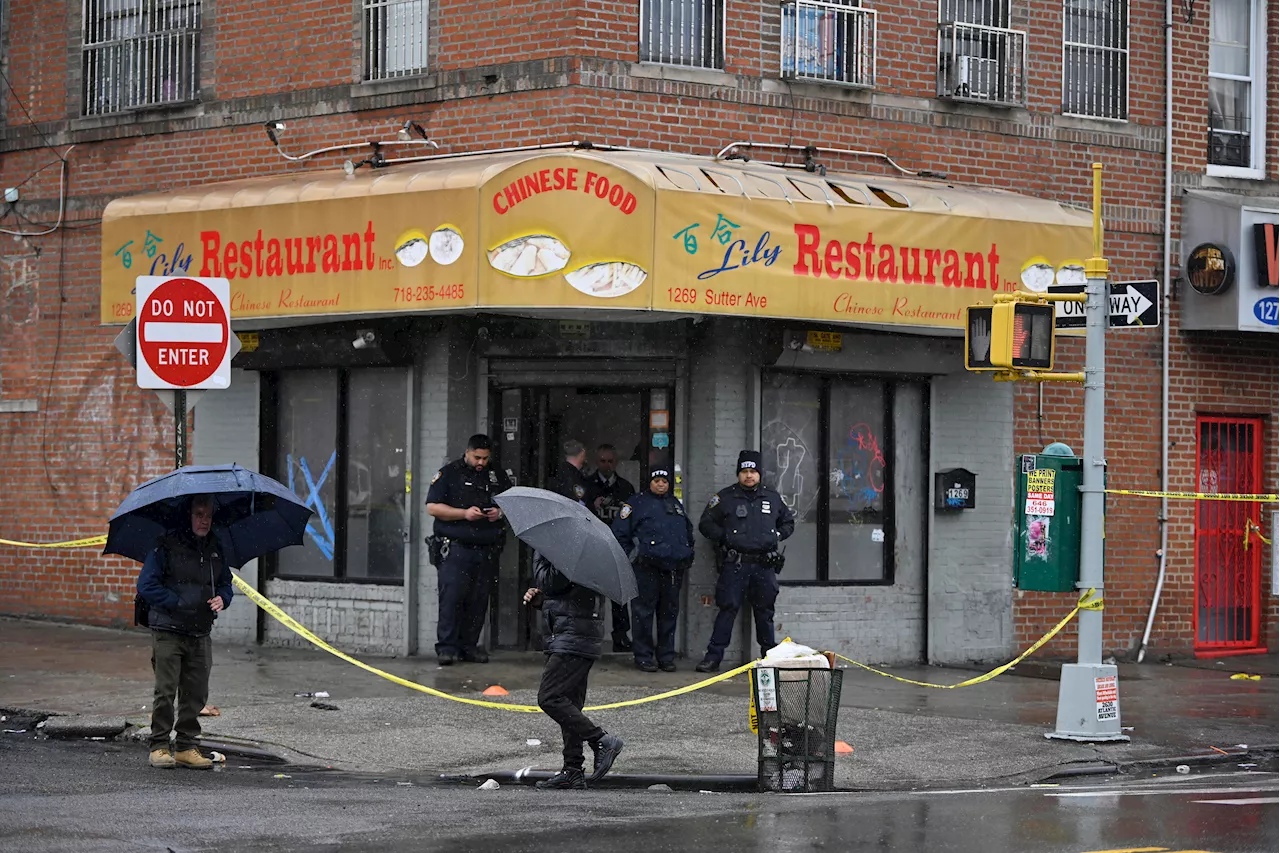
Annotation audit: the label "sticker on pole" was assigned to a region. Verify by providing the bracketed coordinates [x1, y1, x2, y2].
[1095, 675, 1119, 722]
[1025, 468, 1056, 517]
[135, 276, 231, 390]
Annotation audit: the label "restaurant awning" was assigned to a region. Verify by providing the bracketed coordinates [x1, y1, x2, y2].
[101, 145, 1094, 332]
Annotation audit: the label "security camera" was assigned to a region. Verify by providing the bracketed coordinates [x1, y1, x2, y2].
[263, 121, 286, 145]
[352, 330, 376, 349]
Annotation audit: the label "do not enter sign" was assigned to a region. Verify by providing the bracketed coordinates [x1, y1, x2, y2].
[135, 276, 232, 389]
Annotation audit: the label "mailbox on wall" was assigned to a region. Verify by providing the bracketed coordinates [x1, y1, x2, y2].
[934, 468, 976, 510]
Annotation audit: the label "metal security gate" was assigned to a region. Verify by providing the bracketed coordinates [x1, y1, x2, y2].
[1194, 416, 1265, 654]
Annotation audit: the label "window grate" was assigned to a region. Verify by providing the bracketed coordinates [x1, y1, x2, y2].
[780, 0, 877, 88]
[639, 0, 724, 70]
[364, 0, 430, 81]
[936, 0, 1025, 107]
[81, 0, 201, 116]
[1062, 0, 1129, 120]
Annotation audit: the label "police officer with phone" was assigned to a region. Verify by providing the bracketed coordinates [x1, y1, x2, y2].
[426, 434, 511, 665]
[694, 450, 794, 672]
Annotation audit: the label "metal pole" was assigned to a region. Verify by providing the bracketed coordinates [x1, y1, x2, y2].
[1048, 163, 1127, 742]
[174, 389, 188, 469]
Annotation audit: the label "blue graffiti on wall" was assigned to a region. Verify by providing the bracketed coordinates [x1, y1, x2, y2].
[287, 450, 337, 559]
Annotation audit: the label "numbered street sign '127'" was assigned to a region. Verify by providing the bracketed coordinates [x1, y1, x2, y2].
[135, 276, 232, 390]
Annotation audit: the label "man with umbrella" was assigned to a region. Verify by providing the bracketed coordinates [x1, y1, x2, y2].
[136, 494, 234, 769]
[495, 485, 633, 790]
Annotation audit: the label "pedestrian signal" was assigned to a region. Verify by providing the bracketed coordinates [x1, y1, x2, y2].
[966, 303, 1056, 371]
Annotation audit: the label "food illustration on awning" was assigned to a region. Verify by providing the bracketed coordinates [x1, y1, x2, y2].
[429, 225, 465, 265]
[487, 234, 571, 277]
[395, 229, 430, 267]
[563, 261, 648, 298]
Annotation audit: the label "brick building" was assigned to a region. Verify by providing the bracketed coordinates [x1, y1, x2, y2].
[0, 1, 1273, 665]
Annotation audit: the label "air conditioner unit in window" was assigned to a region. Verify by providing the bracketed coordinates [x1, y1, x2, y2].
[954, 55, 999, 99]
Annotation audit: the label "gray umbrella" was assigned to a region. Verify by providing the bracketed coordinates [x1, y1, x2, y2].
[493, 486, 637, 604]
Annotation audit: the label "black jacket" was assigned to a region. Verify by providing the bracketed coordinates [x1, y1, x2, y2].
[699, 482, 796, 554]
[612, 489, 695, 568]
[534, 555, 604, 660]
[548, 460, 591, 506]
[426, 457, 512, 546]
[137, 529, 234, 637]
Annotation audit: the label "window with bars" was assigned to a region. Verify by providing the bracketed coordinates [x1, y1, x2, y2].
[639, 0, 724, 69]
[363, 0, 430, 81]
[780, 0, 877, 88]
[936, 0, 1026, 106]
[1062, 0, 1128, 119]
[1208, 0, 1264, 173]
[81, 0, 201, 116]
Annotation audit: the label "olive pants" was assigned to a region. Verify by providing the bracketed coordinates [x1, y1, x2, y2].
[149, 629, 212, 752]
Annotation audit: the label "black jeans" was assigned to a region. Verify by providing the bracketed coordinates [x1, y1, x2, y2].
[436, 545, 497, 656]
[149, 629, 211, 752]
[537, 653, 604, 771]
[630, 565, 683, 664]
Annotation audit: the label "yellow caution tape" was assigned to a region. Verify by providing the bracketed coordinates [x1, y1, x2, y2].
[0, 534, 108, 549]
[231, 574, 755, 713]
[1243, 518, 1272, 551]
[835, 589, 1103, 689]
[1104, 489, 1278, 502]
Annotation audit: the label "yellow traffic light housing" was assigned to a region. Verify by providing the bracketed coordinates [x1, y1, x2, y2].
[966, 301, 1056, 371]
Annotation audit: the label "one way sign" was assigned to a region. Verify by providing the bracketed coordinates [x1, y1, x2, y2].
[1051, 279, 1161, 329]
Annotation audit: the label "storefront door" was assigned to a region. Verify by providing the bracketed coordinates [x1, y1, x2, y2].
[1194, 415, 1265, 654]
[488, 373, 677, 650]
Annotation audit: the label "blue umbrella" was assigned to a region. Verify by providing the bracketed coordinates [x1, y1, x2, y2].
[103, 464, 313, 568]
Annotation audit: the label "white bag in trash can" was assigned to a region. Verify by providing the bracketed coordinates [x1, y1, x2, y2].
[760, 638, 831, 680]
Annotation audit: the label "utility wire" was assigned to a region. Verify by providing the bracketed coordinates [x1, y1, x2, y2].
[0, 67, 66, 161]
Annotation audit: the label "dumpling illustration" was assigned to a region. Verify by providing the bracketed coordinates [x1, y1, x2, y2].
[395, 229, 429, 268]
[429, 225, 464, 266]
[1020, 257, 1055, 292]
[564, 262, 648, 298]
[1055, 262, 1086, 287]
[487, 234, 571, 277]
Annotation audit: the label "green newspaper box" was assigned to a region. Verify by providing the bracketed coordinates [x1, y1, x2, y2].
[1014, 446, 1083, 592]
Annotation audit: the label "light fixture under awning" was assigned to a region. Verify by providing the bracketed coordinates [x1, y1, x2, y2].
[101, 146, 1094, 332]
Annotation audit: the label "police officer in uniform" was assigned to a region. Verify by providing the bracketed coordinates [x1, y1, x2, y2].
[612, 467, 693, 672]
[589, 444, 634, 653]
[694, 450, 795, 673]
[426, 434, 512, 665]
[548, 438, 592, 508]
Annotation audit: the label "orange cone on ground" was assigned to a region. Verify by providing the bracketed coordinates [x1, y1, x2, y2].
[834, 740, 854, 754]
[482, 685, 509, 696]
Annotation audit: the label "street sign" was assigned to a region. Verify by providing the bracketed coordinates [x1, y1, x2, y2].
[113, 318, 242, 412]
[135, 276, 232, 389]
[1051, 280, 1160, 329]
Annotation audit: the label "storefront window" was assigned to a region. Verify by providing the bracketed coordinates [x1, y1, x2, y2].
[270, 367, 410, 582]
[762, 372, 891, 584]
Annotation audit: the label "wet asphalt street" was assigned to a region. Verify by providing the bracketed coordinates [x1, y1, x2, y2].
[1, 735, 1276, 853]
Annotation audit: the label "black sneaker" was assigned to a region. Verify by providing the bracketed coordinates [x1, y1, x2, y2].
[535, 768, 585, 790]
[635, 659, 658, 673]
[612, 637, 632, 653]
[588, 733, 624, 782]
[437, 651, 457, 666]
[461, 649, 489, 663]
[658, 661, 677, 672]
[694, 656, 720, 673]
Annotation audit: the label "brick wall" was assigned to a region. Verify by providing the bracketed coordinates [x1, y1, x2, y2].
[262, 578, 404, 655]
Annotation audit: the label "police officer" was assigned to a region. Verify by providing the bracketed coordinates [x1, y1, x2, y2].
[426, 434, 512, 665]
[694, 450, 795, 673]
[589, 444, 635, 653]
[548, 439, 592, 507]
[612, 467, 693, 672]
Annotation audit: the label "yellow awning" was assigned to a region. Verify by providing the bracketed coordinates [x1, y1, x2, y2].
[101, 146, 1094, 331]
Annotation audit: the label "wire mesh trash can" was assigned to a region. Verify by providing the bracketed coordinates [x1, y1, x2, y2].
[752, 666, 843, 792]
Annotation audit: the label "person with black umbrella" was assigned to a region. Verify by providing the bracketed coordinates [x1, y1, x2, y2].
[135, 494, 234, 769]
[523, 556, 625, 790]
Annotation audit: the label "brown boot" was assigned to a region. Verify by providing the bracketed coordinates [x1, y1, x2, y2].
[173, 748, 213, 769]
[149, 749, 176, 769]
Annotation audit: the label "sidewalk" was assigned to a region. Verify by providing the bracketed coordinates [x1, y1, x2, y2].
[2, 616, 1275, 790]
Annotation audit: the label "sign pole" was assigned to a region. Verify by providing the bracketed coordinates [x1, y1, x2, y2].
[1048, 164, 1128, 742]
[174, 388, 188, 469]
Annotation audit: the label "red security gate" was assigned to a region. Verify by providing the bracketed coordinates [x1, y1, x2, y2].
[1194, 416, 1265, 655]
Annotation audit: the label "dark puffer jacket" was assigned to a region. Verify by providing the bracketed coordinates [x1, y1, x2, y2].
[137, 528, 233, 637]
[534, 555, 604, 660]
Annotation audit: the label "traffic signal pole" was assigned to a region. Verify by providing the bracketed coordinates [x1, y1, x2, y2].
[1047, 164, 1128, 742]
